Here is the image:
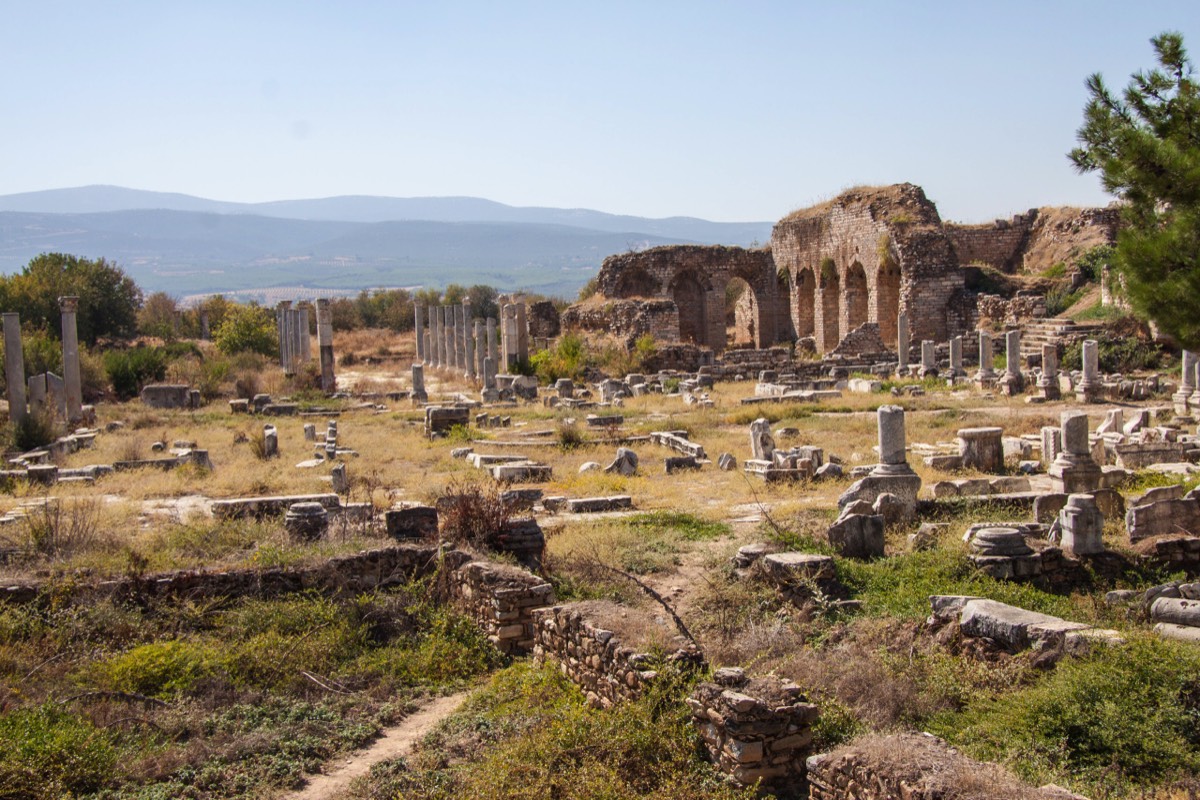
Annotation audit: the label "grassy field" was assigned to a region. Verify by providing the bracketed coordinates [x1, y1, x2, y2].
[0, 327, 1197, 798]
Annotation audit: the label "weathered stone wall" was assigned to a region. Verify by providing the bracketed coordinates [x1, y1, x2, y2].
[560, 298, 681, 348]
[807, 733, 1080, 799]
[594, 245, 779, 351]
[532, 601, 702, 707]
[945, 212, 1037, 273]
[688, 668, 818, 792]
[526, 300, 561, 340]
[447, 560, 553, 655]
[1, 544, 450, 607]
[945, 207, 1117, 275]
[976, 293, 1047, 328]
[771, 184, 964, 353]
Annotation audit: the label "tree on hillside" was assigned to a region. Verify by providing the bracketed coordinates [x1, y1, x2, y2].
[0, 253, 142, 345]
[137, 291, 180, 340]
[1069, 31, 1200, 347]
[213, 303, 278, 357]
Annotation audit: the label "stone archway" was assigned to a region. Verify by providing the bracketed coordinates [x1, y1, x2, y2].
[671, 270, 709, 347]
[727, 276, 756, 347]
[613, 266, 660, 298]
[874, 260, 901, 347]
[817, 259, 840, 352]
[793, 268, 815, 338]
[843, 261, 868, 337]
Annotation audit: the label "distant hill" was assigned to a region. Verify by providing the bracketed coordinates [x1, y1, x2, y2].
[0, 209, 693, 297]
[0, 186, 772, 297]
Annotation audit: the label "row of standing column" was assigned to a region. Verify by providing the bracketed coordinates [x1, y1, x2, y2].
[893, 314, 1101, 399]
[276, 302, 312, 374]
[414, 302, 528, 378]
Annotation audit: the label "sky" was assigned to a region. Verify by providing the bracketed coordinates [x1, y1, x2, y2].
[3, 1, 1199, 223]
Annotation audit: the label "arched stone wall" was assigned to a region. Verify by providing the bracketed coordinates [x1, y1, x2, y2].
[817, 264, 840, 353]
[874, 260, 902, 347]
[843, 261, 868, 337]
[592, 245, 780, 352]
[793, 268, 815, 338]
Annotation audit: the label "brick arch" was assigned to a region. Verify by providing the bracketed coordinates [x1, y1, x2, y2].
[817, 261, 840, 353]
[612, 266, 660, 298]
[670, 269, 713, 348]
[843, 261, 868, 337]
[874, 260, 902, 347]
[724, 264, 777, 348]
[793, 267, 815, 338]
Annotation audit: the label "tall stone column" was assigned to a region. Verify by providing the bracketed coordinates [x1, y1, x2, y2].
[975, 331, 997, 386]
[443, 306, 454, 370]
[896, 313, 909, 375]
[58, 296, 83, 424]
[1038, 343, 1061, 400]
[3, 313, 26, 425]
[463, 301, 476, 379]
[474, 319, 485, 379]
[436, 307, 446, 369]
[455, 304, 466, 371]
[516, 301, 529, 365]
[277, 301, 294, 371]
[499, 304, 513, 371]
[919, 341, 936, 377]
[414, 305, 426, 364]
[998, 329, 1024, 396]
[1188, 359, 1200, 412]
[1077, 339, 1101, 402]
[298, 307, 311, 364]
[949, 336, 963, 378]
[315, 298, 336, 393]
[1174, 350, 1195, 415]
[487, 317, 498, 364]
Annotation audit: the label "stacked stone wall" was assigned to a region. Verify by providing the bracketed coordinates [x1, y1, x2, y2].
[560, 298, 681, 348]
[592, 245, 779, 351]
[532, 602, 701, 707]
[807, 734, 1080, 799]
[447, 560, 553, 655]
[945, 212, 1037, 273]
[688, 669, 818, 791]
[976, 293, 1047, 328]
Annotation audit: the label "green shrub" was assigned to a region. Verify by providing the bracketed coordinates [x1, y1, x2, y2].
[91, 639, 217, 698]
[11, 410, 56, 452]
[104, 346, 169, 400]
[530, 332, 586, 384]
[932, 637, 1200, 796]
[0, 704, 120, 799]
[214, 304, 278, 357]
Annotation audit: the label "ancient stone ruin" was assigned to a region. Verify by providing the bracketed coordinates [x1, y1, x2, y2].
[564, 183, 1117, 359]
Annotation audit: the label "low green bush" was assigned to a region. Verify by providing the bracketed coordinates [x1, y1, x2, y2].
[104, 346, 170, 400]
[0, 704, 119, 799]
[932, 636, 1200, 797]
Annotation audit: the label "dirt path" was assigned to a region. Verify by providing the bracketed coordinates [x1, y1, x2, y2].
[283, 691, 468, 800]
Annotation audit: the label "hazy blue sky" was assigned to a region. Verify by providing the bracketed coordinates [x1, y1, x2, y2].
[3, 2, 1198, 222]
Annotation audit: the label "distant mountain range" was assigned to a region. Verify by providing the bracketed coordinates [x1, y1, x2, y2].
[0, 186, 772, 299]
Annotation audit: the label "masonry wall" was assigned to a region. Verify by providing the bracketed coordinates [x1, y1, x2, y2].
[807, 734, 1083, 800]
[945, 212, 1037, 273]
[594, 245, 779, 352]
[531, 602, 703, 707]
[560, 298, 682, 348]
[771, 184, 965, 354]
